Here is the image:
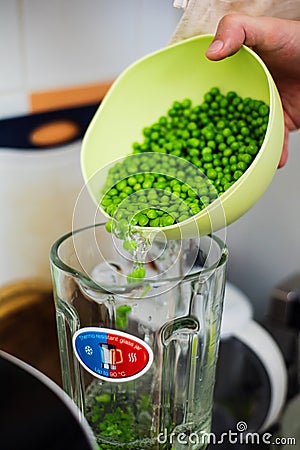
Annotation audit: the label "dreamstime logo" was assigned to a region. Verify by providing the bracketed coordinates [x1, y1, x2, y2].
[157, 422, 297, 447]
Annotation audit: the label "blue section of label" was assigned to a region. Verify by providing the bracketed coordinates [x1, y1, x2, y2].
[74, 329, 110, 378]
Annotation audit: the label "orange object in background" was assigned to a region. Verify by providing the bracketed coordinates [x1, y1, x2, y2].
[27, 81, 113, 147]
[30, 81, 113, 114]
[29, 119, 80, 147]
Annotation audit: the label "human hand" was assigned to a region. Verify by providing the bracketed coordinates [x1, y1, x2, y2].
[206, 14, 300, 167]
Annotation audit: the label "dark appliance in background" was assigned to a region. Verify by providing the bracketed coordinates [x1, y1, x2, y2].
[0, 103, 99, 149]
[264, 273, 300, 400]
[211, 274, 300, 449]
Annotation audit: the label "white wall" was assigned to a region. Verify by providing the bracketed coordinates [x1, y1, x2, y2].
[0, 0, 182, 118]
[226, 130, 300, 318]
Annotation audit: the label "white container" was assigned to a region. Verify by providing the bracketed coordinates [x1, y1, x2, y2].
[0, 142, 88, 285]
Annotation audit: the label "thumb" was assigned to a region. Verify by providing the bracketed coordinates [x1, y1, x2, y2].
[205, 14, 289, 61]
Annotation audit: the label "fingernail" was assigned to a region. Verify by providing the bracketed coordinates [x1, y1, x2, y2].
[207, 39, 224, 53]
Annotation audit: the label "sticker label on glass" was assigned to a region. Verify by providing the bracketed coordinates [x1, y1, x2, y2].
[72, 327, 153, 382]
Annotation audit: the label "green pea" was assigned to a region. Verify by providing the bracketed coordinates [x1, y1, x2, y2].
[222, 156, 229, 166]
[210, 87, 220, 96]
[160, 215, 174, 226]
[102, 87, 269, 236]
[223, 182, 232, 191]
[149, 218, 160, 227]
[101, 196, 112, 207]
[216, 120, 226, 130]
[134, 174, 143, 183]
[147, 209, 158, 219]
[248, 144, 259, 155]
[127, 266, 146, 282]
[187, 122, 197, 131]
[204, 93, 213, 103]
[187, 138, 200, 148]
[241, 127, 250, 136]
[190, 205, 201, 214]
[137, 214, 149, 226]
[242, 153, 252, 164]
[207, 140, 217, 150]
[222, 128, 232, 138]
[168, 107, 177, 117]
[142, 180, 153, 189]
[226, 135, 236, 146]
[223, 148, 232, 157]
[230, 141, 240, 151]
[207, 168, 218, 180]
[158, 116, 168, 126]
[123, 186, 133, 195]
[200, 196, 210, 206]
[127, 176, 137, 186]
[172, 184, 181, 192]
[227, 91, 237, 101]
[123, 240, 137, 251]
[142, 127, 151, 137]
[115, 180, 126, 191]
[172, 100, 182, 110]
[133, 183, 141, 191]
[105, 220, 114, 233]
[258, 104, 269, 116]
[233, 170, 243, 180]
[237, 162, 247, 171]
[181, 98, 191, 108]
[108, 188, 118, 196]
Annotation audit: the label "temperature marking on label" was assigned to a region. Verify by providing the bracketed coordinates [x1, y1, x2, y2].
[72, 327, 153, 382]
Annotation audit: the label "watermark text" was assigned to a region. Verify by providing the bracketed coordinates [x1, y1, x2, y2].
[157, 421, 296, 446]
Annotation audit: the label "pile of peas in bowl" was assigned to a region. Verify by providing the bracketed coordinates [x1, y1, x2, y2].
[101, 86, 269, 230]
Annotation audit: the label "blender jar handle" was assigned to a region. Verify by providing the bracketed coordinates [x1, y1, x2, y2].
[232, 320, 287, 432]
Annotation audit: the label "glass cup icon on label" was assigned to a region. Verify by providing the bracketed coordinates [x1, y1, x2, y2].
[72, 327, 153, 382]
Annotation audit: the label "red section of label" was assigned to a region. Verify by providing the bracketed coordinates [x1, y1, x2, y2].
[106, 332, 150, 379]
[73, 327, 153, 382]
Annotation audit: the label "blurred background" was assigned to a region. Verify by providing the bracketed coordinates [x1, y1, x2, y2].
[1, 2, 300, 447]
[1, 0, 299, 319]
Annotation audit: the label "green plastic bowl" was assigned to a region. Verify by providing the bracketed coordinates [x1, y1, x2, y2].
[81, 35, 284, 239]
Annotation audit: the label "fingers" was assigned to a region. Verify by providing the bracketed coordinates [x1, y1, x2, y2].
[205, 14, 290, 61]
[279, 147, 288, 168]
[278, 126, 289, 168]
[206, 14, 249, 60]
[205, 14, 293, 169]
